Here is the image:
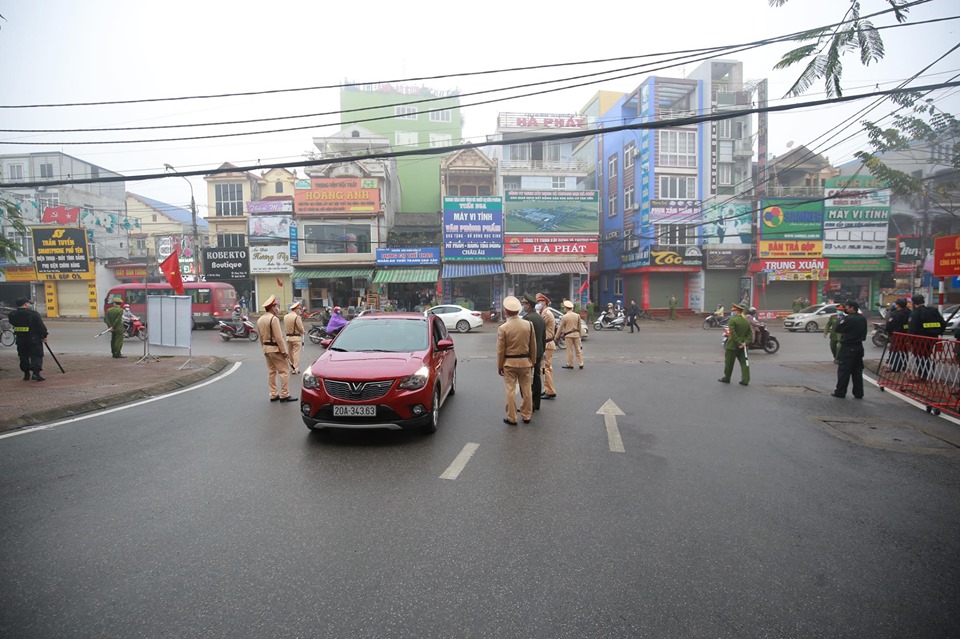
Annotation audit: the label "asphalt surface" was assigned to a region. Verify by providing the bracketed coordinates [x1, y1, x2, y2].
[1, 318, 958, 637]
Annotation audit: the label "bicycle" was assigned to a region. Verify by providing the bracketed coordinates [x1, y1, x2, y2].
[0, 318, 13, 347]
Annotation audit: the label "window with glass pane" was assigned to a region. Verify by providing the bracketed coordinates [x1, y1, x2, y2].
[396, 106, 418, 120]
[395, 131, 418, 148]
[717, 119, 732, 139]
[608, 193, 617, 217]
[608, 156, 617, 178]
[215, 183, 244, 216]
[718, 164, 733, 185]
[429, 109, 452, 122]
[304, 224, 372, 255]
[624, 187, 635, 210]
[624, 144, 635, 169]
[8, 164, 23, 180]
[552, 177, 565, 189]
[658, 130, 697, 167]
[654, 223, 696, 246]
[614, 276, 623, 296]
[509, 144, 530, 161]
[429, 133, 452, 148]
[659, 175, 697, 199]
[40, 163, 54, 178]
[544, 143, 562, 163]
[216, 233, 245, 248]
[6, 230, 33, 256]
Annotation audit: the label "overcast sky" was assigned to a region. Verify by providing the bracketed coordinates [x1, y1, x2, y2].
[1, 0, 957, 215]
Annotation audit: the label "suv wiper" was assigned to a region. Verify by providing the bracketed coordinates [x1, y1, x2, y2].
[328, 346, 348, 352]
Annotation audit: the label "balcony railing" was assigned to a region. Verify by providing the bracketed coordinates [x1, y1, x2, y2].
[733, 139, 753, 157]
[499, 159, 589, 172]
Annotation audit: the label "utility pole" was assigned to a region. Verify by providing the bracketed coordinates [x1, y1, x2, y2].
[164, 164, 202, 281]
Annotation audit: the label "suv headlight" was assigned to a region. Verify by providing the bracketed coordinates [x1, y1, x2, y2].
[398, 366, 429, 390]
[303, 372, 320, 389]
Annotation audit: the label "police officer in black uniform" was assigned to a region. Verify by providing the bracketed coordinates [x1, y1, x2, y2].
[909, 294, 945, 380]
[8, 297, 49, 381]
[832, 299, 867, 399]
[522, 293, 546, 412]
[885, 298, 911, 372]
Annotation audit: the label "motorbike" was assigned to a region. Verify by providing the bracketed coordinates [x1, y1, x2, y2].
[723, 322, 780, 354]
[218, 315, 258, 341]
[702, 313, 731, 330]
[872, 322, 889, 348]
[307, 322, 328, 344]
[593, 310, 626, 331]
[488, 305, 501, 324]
[123, 315, 147, 341]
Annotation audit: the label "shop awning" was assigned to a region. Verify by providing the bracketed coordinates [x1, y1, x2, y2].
[373, 268, 439, 284]
[504, 262, 589, 275]
[441, 263, 505, 278]
[292, 267, 373, 279]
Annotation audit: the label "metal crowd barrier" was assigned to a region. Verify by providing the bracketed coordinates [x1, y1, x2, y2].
[876, 333, 960, 416]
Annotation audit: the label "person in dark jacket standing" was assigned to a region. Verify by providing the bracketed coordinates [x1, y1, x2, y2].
[885, 298, 911, 372]
[831, 300, 868, 399]
[909, 294, 945, 380]
[8, 297, 49, 381]
[522, 293, 546, 412]
[627, 300, 640, 333]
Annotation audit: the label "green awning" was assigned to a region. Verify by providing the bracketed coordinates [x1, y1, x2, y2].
[373, 268, 439, 284]
[292, 267, 373, 279]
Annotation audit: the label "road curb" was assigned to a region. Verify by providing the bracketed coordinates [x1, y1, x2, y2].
[0, 357, 231, 433]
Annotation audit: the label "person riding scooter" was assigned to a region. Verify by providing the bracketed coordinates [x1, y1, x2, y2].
[745, 306, 762, 345]
[231, 304, 244, 334]
[122, 304, 136, 336]
[325, 305, 348, 337]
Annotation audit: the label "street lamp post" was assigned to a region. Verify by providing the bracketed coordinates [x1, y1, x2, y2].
[163, 164, 202, 280]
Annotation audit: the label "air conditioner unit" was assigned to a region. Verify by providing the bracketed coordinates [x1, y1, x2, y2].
[630, 204, 640, 211]
[632, 148, 640, 158]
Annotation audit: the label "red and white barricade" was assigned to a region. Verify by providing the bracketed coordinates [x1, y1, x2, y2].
[876, 333, 960, 416]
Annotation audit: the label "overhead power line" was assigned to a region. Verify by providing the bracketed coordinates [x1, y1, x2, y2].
[3, 80, 957, 191]
[0, 0, 934, 111]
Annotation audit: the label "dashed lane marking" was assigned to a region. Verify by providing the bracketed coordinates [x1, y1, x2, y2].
[440, 443, 480, 480]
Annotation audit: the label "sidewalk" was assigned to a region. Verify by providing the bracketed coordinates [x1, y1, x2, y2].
[0, 353, 230, 432]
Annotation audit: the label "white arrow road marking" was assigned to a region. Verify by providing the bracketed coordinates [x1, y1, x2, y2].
[440, 443, 479, 480]
[596, 399, 626, 453]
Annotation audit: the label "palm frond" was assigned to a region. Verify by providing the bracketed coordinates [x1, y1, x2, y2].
[889, 0, 910, 23]
[780, 54, 827, 98]
[773, 43, 819, 69]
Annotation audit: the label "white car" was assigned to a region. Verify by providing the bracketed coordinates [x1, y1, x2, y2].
[783, 304, 838, 332]
[425, 304, 483, 333]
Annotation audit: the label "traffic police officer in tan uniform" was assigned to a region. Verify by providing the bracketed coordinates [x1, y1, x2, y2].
[557, 299, 584, 369]
[537, 292, 557, 399]
[284, 300, 306, 374]
[257, 295, 295, 402]
[497, 295, 537, 425]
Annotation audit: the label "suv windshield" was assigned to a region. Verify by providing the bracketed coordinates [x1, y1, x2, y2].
[331, 318, 428, 352]
[801, 305, 825, 314]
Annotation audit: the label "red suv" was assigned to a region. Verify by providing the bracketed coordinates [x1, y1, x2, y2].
[300, 313, 457, 434]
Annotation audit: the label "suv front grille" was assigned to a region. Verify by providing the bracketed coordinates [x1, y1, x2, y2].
[323, 379, 394, 401]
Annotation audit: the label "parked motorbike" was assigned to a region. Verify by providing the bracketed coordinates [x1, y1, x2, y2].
[872, 322, 889, 348]
[593, 310, 625, 331]
[218, 315, 258, 341]
[123, 315, 147, 341]
[702, 313, 731, 330]
[723, 322, 780, 354]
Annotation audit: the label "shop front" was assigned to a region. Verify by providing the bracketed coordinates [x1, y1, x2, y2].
[703, 248, 749, 311]
[372, 248, 440, 311]
[504, 260, 589, 308]
[250, 244, 294, 311]
[0, 264, 39, 309]
[820, 257, 892, 308]
[203, 247, 254, 310]
[440, 262, 505, 311]
[292, 266, 373, 315]
[622, 246, 703, 310]
[751, 258, 827, 311]
[31, 227, 98, 318]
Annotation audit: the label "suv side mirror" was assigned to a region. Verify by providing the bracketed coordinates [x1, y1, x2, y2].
[320, 338, 332, 349]
[436, 338, 454, 351]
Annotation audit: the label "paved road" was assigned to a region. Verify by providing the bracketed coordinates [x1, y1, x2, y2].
[1, 320, 958, 637]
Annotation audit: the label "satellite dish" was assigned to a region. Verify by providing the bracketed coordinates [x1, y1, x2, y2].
[785, 141, 794, 149]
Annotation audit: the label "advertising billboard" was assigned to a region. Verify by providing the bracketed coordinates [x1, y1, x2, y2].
[823, 176, 890, 257]
[504, 190, 599, 235]
[442, 196, 503, 260]
[504, 235, 598, 256]
[703, 200, 753, 245]
[248, 215, 292, 242]
[648, 200, 702, 224]
[249, 245, 293, 274]
[376, 248, 441, 266]
[294, 178, 381, 215]
[203, 248, 250, 281]
[31, 227, 92, 278]
[758, 197, 824, 259]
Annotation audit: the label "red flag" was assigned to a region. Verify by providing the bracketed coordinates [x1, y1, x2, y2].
[577, 279, 589, 295]
[276, 277, 283, 287]
[159, 251, 185, 295]
[41, 206, 80, 224]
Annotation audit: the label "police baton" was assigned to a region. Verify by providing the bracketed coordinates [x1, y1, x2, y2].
[94, 328, 111, 338]
[44, 341, 66, 374]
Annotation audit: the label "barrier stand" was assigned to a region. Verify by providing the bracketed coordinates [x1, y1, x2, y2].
[876, 333, 960, 416]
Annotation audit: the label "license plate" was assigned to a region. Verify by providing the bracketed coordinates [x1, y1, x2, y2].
[333, 405, 376, 417]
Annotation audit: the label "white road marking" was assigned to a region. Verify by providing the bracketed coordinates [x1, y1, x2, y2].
[440, 443, 479, 480]
[596, 398, 626, 453]
[0, 361, 243, 441]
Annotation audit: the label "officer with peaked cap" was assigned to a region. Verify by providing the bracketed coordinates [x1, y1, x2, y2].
[105, 295, 126, 358]
[257, 295, 295, 402]
[536, 292, 557, 399]
[557, 299, 584, 369]
[522, 293, 546, 411]
[718, 301, 751, 386]
[284, 300, 306, 374]
[497, 295, 537, 425]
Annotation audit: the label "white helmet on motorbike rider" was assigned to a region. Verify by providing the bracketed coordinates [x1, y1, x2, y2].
[747, 307, 757, 315]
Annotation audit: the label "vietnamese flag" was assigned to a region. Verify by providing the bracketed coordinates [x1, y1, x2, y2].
[41, 206, 80, 224]
[577, 279, 589, 295]
[159, 251, 185, 295]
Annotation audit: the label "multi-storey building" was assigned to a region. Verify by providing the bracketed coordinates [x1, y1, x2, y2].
[123, 193, 211, 285]
[0, 152, 129, 317]
[591, 60, 763, 313]
[485, 112, 597, 305]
